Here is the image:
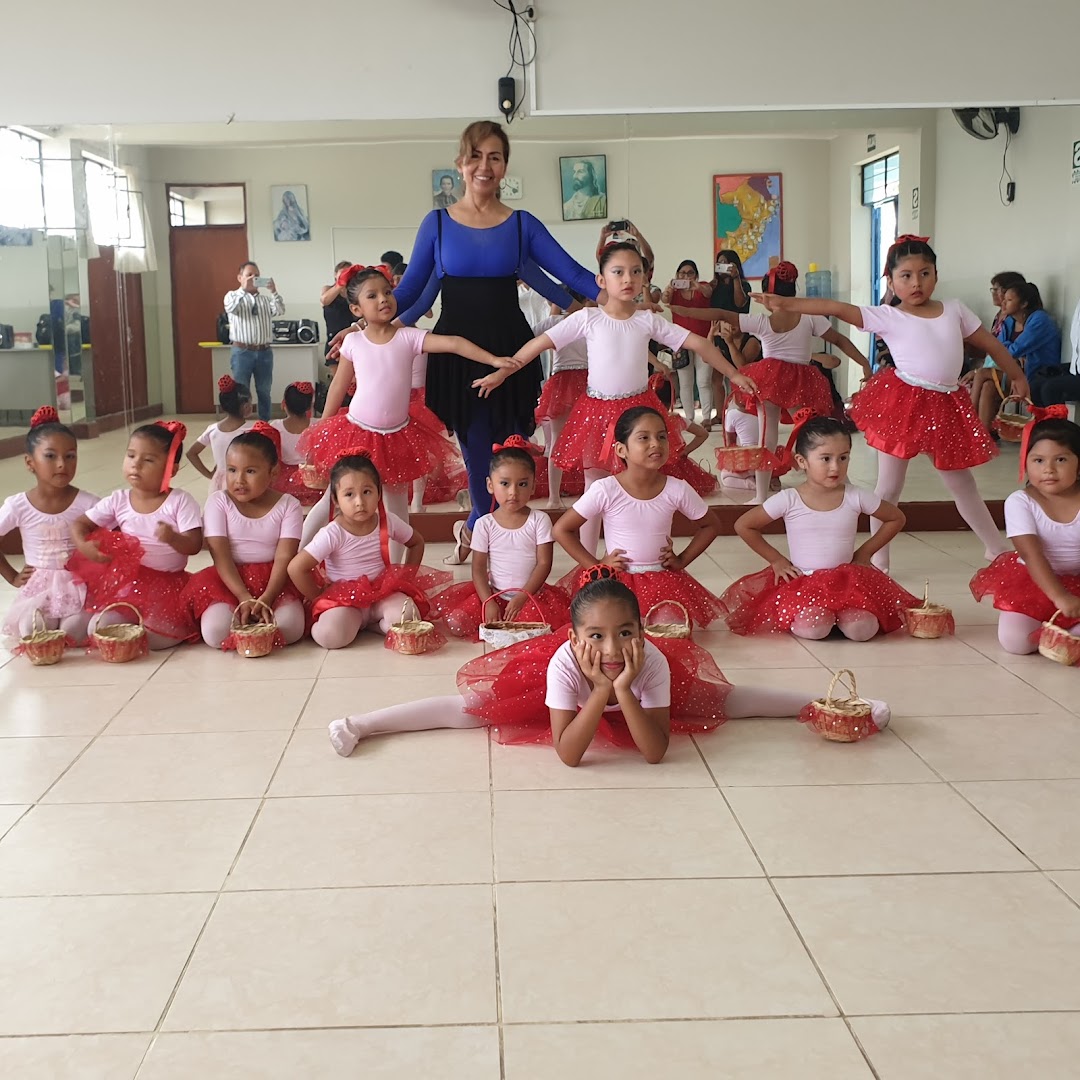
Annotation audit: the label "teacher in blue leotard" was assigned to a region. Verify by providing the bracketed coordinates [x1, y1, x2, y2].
[343, 121, 602, 563]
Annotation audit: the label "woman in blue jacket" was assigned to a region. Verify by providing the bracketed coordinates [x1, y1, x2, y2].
[1002, 282, 1062, 402]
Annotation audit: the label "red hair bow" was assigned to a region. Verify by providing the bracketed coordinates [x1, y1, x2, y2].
[492, 434, 542, 456]
[155, 420, 187, 494]
[764, 260, 799, 295]
[886, 234, 931, 262]
[337, 445, 375, 464]
[30, 405, 59, 428]
[218, 374, 238, 394]
[336, 263, 394, 288]
[579, 563, 619, 589]
[647, 372, 667, 394]
[772, 408, 816, 476]
[1019, 403, 1070, 482]
[250, 420, 282, 458]
[290, 381, 314, 396]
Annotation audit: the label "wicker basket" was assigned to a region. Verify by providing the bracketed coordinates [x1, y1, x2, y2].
[903, 581, 955, 639]
[386, 599, 437, 655]
[1038, 610, 1080, 666]
[643, 601, 692, 640]
[19, 610, 67, 666]
[993, 395, 1032, 444]
[715, 444, 770, 474]
[230, 600, 277, 658]
[91, 602, 147, 663]
[299, 463, 328, 490]
[800, 669, 878, 743]
[479, 589, 552, 651]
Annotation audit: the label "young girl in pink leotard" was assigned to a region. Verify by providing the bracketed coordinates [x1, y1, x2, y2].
[270, 381, 321, 507]
[187, 376, 253, 493]
[298, 264, 516, 548]
[406, 350, 469, 512]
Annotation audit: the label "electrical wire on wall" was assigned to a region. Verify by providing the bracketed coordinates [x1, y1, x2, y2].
[491, 0, 535, 122]
[998, 122, 1015, 207]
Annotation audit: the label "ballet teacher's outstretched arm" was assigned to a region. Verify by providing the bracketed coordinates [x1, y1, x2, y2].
[754, 293, 865, 328]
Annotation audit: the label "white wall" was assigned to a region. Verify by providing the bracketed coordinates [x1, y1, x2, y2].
[3, 0, 1079, 125]
[0, 238, 49, 336]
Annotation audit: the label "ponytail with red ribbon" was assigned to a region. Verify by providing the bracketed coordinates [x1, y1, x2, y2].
[250, 419, 282, 460]
[30, 405, 59, 428]
[1019, 403, 1070, 482]
[764, 260, 799, 296]
[156, 420, 187, 494]
[771, 408, 816, 477]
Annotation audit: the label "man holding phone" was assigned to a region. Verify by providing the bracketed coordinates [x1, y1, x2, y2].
[224, 261, 285, 421]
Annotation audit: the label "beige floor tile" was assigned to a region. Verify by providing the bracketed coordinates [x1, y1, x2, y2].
[0, 651, 168, 689]
[163, 886, 497, 1029]
[0, 684, 134, 737]
[139, 1028, 501, 1080]
[934, 591, 1000, 625]
[851, 1013, 1080, 1080]
[912, 530, 995, 567]
[318, 637, 483, 678]
[955, 624, 1046, 664]
[148, 640, 326, 683]
[727, 783, 1032, 875]
[269, 727, 490, 795]
[491, 734, 715, 790]
[1001, 661, 1080, 713]
[694, 630, 823, 668]
[0, 1034, 150, 1080]
[106, 678, 313, 734]
[892, 567, 986, 595]
[297, 673, 459, 727]
[43, 731, 290, 802]
[893, 712, 1080, 780]
[497, 879, 835, 1022]
[226, 792, 492, 889]
[0, 800, 259, 895]
[722, 665, 853, 701]
[1049, 870, 1080, 904]
[494, 788, 761, 881]
[839, 664, 1054, 715]
[956, 780, 1080, 869]
[502, 1019, 872, 1080]
[0, 736, 91, 802]
[795, 631, 990, 668]
[0, 893, 213, 1034]
[698, 723, 936, 787]
[777, 872, 1080, 1014]
[0, 803, 28, 837]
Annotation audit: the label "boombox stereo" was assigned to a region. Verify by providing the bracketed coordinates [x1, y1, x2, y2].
[272, 319, 320, 345]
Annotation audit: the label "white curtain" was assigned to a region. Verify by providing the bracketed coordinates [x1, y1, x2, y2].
[85, 160, 157, 273]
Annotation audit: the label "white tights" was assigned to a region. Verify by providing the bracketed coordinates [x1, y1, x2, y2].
[301, 483, 410, 561]
[579, 468, 609, 557]
[311, 592, 408, 649]
[996, 611, 1080, 655]
[88, 608, 178, 652]
[15, 608, 91, 645]
[872, 451, 1008, 572]
[541, 414, 569, 507]
[755, 402, 781, 504]
[790, 605, 880, 642]
[198, 599, 306, 649]
[327, 684, 892, 757]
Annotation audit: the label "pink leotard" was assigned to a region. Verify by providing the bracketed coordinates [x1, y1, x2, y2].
[545, 309, 688, 397]
[411, 352, 427, 391]
[0, 489, 99, 568]
[724, 404, 759, 447]
[1005, 490, 1080, 576]
[470, 508, 554, 592]
[533, 314, 588, 373]
[545, 637, 670, 712]
[270, 420, 305, 465]
[339, 326, 429, 431]
[859, 301, 982, 388]
[203, 490, 303, 564]
[738, 314, 832, 365]
[196, 421, 253, 473]
[303, 513, 413, 582]
[761, 485, 881, 574]
[84, 488, 203, 572]
[572, 476, 708, 569]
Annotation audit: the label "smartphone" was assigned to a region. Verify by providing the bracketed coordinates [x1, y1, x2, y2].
[607, 220, 630, 233]
[254, 276, 272, 288]
[672, 279, 691, 289]
[715, 263, 734, 276]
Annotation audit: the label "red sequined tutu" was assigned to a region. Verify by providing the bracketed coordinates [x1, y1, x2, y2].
[431, 582, 571, 639]
[535, 368, 588, 423]
[556, 566, 726, 629]
[455, 632, 728, 745]
[732, 358, 833, 415]
[272, 463, 324, 507]
[663, 416, 718, 496]
[850, 367, 997, 469]
[297, 412, 448, 486]
[970, 552, 1080, 626]
[720, 564, 919, 636]
[552, 388, 683, 472]
[310, 564, 451, 624]
[67, 530, 197, 643]
[403, 391, 470, 505]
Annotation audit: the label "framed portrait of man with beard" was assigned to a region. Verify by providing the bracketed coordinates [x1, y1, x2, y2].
[560, 155, 608, 221]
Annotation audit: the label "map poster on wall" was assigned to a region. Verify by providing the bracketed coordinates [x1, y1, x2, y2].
[713, 173, 783, 279]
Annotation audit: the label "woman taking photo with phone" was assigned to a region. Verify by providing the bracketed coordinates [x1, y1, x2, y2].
[661, 260, 714, 424]
[705, 249, 753, 427]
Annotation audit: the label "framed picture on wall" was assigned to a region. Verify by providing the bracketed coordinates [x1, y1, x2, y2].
[712, 173, 782, 278]
[560, 155, 608, 221]
[271, 185, 310, 242]
[432, 169, 463, 209]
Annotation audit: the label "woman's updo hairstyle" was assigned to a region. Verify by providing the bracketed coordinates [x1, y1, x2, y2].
[570, 565, 642, 628]
[456, 120, 510, 168]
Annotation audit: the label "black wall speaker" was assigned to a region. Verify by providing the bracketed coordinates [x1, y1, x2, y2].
[498, 77, 516, 122]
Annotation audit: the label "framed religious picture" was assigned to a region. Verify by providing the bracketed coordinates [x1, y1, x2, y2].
[271, 185, 310, 242]
[432, 168, 463, 209]
[712, 172, 783, 278]
[560, 155, 608, 221]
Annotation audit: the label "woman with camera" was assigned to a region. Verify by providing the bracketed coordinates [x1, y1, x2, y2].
[704, 250, 755, 427]
[661, 260, 715, 424]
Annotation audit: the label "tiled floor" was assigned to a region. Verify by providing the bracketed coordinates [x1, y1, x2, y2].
[0, 417, 1077, 1078]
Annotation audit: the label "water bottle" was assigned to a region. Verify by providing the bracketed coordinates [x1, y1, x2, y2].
[805, 263, 832, 299]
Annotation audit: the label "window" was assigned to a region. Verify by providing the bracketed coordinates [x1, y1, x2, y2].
[168, 193, 186, 227]
[0, 127, 45, 229]
[84, 156, 154, 270]
[861, 152, 900, 207]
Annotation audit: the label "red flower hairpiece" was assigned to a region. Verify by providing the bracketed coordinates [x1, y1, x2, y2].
[155, 420, 187, 494]
[1019, 403, 1070, 482]
[579, 564, 618, 588]
[30, 405, 59, 428]
[772, 408, 817, 476]
[290, 381, 314, 396]
[886, 234, 931, 264]
[250, 420, 282, 457]
[337, 445, 375, 464]
[336, 263, 394, 288]
[647, 372, 667, 394]
[492, 434, 542, 456]
[218, 374, 238, 394]
[765, 261, 799, 295]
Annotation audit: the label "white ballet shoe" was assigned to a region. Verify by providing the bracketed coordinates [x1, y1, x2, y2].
[455, 489, 472, 512]
[443, 519, 472, 565]
[868, 699, 891, 730]
[329, 718, 361, 757]
[542, 496, 564, 510]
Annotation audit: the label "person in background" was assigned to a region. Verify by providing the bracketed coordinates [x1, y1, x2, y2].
[224, 262, 284, 422]
[662, 260, 714, 425]
[518, 280, 554, 378]
[964, 271, 1025, 432]
[1000, 282, 1062, 407]
[705, 249, 752, 427]
[320, 260, 355, 368]
[381, 250, 403, 269]
[1031, 296, 1080, 408]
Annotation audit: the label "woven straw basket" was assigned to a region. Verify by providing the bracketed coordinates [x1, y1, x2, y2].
[1038, 610, 1080, 666]
[715, 445, 770, 474]
[479, 589, 551, 651]
[643, 601, 692, 640]
[231, 600, 277, 658]
[993, 395, 1031, 444]
[91, 602, 147, 663]
[299, 464, 329, 490]
[903, 581, 954, 639]
[386, 599, 437, 655]
[20, 610, 67, 666]
[801, 669, 877, 743]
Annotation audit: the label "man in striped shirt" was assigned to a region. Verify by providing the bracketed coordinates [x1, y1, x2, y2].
[224, 261, 285, 420]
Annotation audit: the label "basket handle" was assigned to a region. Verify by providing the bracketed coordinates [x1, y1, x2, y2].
[1048, 609, 1064, 629]
[32, 608, 47, 636]
[484, 588, 545, 622]
[231, 598, 274, 627]
[921, 580, 930, 607]
[824, 668, 863, 706]
[97, 602, 144, 629]
[400, 597, 421, 624]
[644, 600, 691, 629]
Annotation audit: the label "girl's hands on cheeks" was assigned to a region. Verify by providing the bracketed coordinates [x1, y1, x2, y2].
[612, 637, 644, 693]
[572, 638, 611, 690]
[771, 558, 802, 584]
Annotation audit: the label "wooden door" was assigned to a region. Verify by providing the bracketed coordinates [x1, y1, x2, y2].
[87, 245, 148, 417]
[170, 225, 248, 413]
